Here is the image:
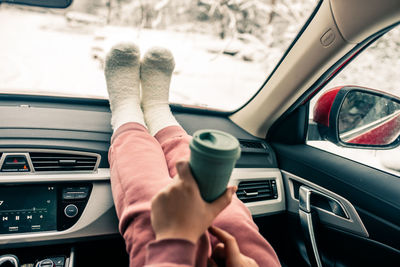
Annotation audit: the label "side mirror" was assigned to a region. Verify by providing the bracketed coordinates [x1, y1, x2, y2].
[313, 86, 400, 149]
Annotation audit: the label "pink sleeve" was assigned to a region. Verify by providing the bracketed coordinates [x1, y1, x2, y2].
[145, 239, 196, 267]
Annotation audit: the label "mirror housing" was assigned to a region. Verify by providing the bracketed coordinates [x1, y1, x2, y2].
[0, 0, 72, 8]
[313, 86, 400, 149]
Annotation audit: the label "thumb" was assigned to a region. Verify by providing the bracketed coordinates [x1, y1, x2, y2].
[176, 161, 195, 184]
[209, 186, 237, 216]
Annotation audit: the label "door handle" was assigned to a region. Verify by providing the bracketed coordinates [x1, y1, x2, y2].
[286, 172, 368, 238]
[299, 186, 352, 267]
[299, 186, 348, 218]
[299, 186, 323, 267]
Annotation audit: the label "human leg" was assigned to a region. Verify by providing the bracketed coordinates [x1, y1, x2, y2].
[105, 44, 172, 266]
[140, 46, 192, 177]
[140, 47, 213, 266]
[141, 47, 180, 136]
[105, 43, 145, 131]
[155, 125, 191, 177]
[109, 123, 172, 266]
[140, 45, 280, 266]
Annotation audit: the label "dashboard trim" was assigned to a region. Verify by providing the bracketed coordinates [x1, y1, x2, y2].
[0, 168, 284, 247]
[230, 168, 285, 215]
[0, 149, 101, 175]
[0, 168, 110, 184]
[0, 181, 118, 247]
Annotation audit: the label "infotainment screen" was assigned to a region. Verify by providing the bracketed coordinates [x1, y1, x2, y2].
[0, 185, 57, 234]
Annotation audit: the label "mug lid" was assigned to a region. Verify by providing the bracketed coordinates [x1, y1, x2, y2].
[190, 129, 241, 159]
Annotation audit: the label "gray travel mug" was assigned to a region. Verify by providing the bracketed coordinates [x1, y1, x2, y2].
[189, 129, 241, 202]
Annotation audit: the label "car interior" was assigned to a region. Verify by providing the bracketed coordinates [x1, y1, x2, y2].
[0, 0, 399, 266]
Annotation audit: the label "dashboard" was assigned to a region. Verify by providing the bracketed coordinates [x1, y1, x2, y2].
[0, 94, 285, 266]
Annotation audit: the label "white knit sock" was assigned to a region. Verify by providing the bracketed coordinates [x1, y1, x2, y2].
[141, 47, 179, 136]
[104, 43, 145, 132]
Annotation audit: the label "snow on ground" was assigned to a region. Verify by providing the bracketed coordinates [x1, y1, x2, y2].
[0, 7, 267, 110]
[0, 8, 104, 98]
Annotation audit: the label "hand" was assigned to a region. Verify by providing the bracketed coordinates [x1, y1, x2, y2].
[208, 226, 259, 267]
[151, 161, 237, 244]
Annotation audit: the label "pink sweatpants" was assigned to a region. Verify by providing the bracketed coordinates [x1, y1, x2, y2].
[108, 122, 280, 267]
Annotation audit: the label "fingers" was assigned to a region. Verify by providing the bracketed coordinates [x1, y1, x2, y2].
[211, 243, 226, 263]
[209, 185, 237, 216]
[209, 226, 241, 259]
[176, 160, 236, 217]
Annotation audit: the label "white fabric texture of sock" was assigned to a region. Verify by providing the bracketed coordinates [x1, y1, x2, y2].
[104, 43, 145, 132]
[141, 47, 180, 136]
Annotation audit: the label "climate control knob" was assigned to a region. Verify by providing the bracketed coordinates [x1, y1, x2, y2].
[64, 204, 78, 218]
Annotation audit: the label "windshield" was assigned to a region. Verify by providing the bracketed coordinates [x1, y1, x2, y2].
[0, 0, 315, 111]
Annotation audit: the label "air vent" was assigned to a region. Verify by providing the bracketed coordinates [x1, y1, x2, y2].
[238, 140, 268, 154]
[29, 152, 98, 172]
[237, 179, 278, 203]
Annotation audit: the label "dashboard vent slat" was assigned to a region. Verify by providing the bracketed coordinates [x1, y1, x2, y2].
[237, 179, 278, 203]
[29, 152, 98, 172]
[30, 156, 95, 160]
[239, 140, 264, 149]
[238, 140, 269, 154]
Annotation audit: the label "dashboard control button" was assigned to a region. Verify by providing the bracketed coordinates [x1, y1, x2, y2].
[62, 192, 75, 200]
[64, 204, 78, 218]
[1, 155, 30, 172]
[74, 192, 88, 199]
[62, 186, 89, 200]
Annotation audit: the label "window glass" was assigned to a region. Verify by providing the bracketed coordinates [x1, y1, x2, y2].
[308, 27, 400, 176]
[0, 0, 315, 111]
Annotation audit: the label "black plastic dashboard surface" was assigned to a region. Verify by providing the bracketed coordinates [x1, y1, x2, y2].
[0, 94, 277, 168]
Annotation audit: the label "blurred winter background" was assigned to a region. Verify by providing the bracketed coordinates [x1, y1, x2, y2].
[0, 0, 398, 110]
[0, 0, 316, 110]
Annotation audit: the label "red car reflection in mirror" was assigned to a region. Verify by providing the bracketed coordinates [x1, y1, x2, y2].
[313, 86, 400, 147]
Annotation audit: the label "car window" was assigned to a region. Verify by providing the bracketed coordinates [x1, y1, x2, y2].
[307, 26, 400, 177]
[0, 0, 315, 111]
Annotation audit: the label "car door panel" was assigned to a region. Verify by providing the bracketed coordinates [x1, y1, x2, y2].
[272, 143, 400, 266]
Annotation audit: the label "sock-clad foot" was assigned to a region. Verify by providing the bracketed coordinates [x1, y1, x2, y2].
[141, 47, 180, 136]
[105, 43, 145, 132]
